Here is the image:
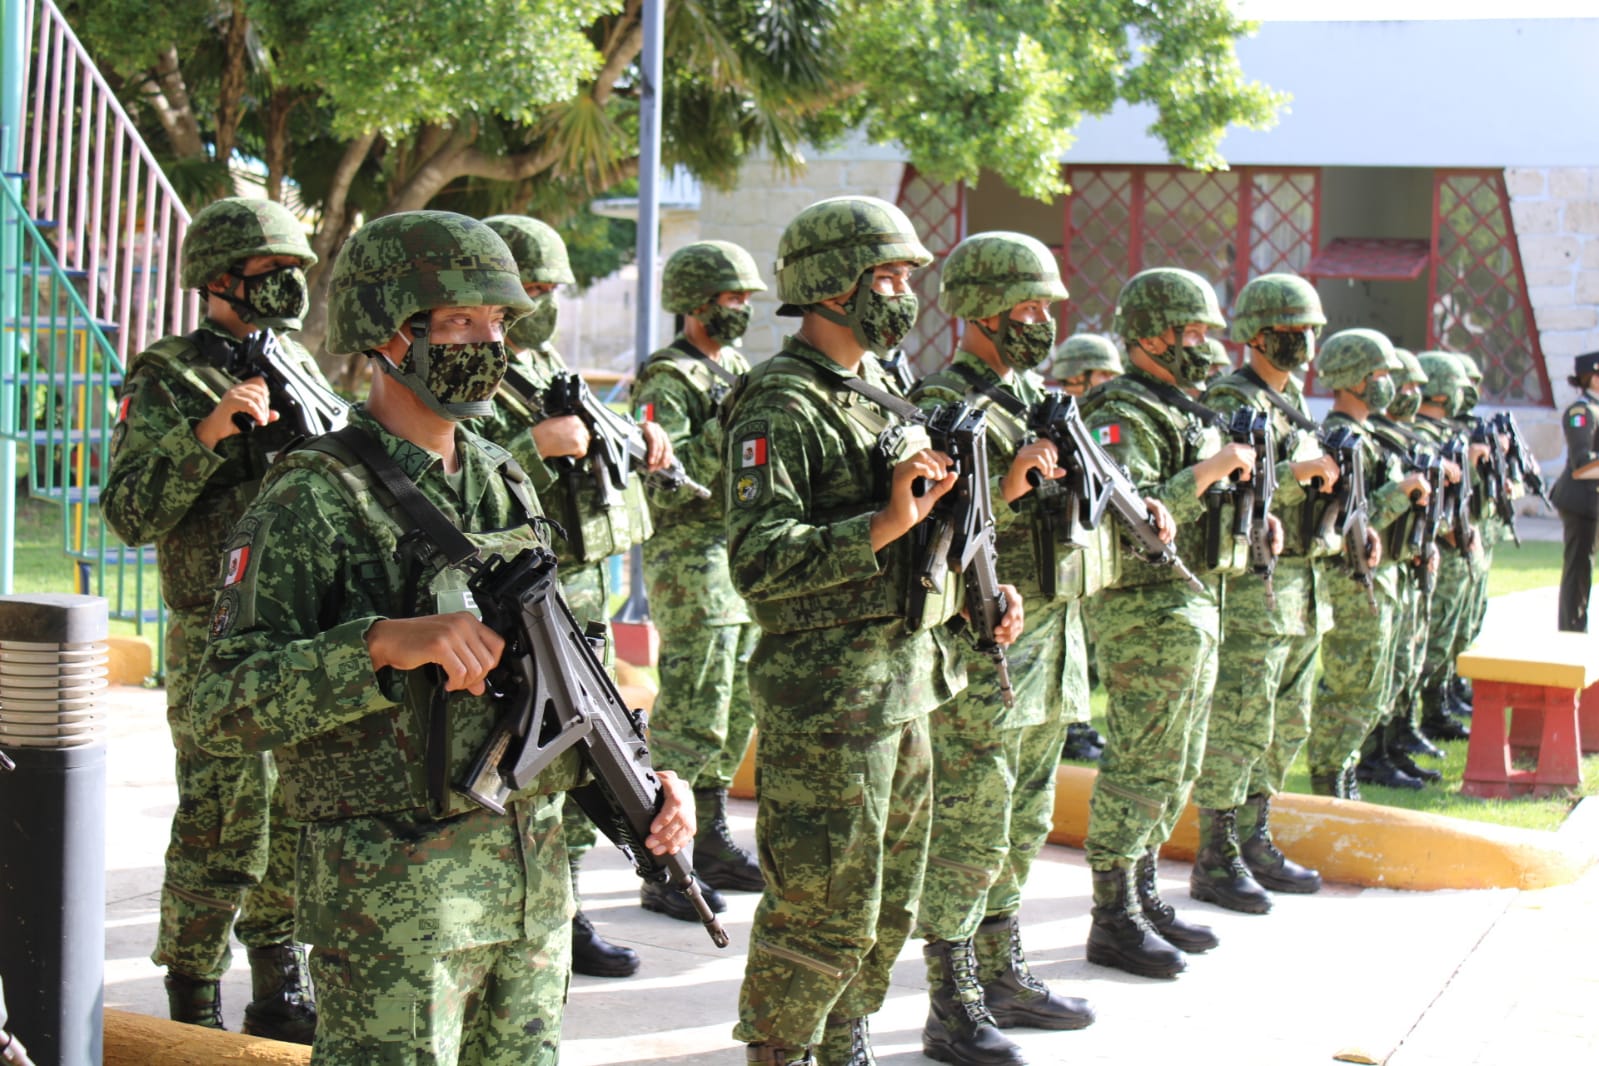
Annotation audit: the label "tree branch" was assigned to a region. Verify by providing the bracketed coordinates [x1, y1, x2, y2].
[593, 2, 645, 107]
[384, 123, 478, 213]
[310, 130, 379, 264]
[138, 47, 205, 160]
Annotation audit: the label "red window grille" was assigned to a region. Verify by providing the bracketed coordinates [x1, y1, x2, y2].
[1429, 171, 1552, 406]
[1062, 166, 1320, 344]
[895, 166, 965, 375]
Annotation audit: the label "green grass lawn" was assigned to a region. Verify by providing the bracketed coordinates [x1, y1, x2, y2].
[5, 493, 153, 642]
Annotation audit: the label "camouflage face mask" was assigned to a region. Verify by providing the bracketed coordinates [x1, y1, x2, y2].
[1458, 384, 1480, 415]
[1147, 337, 1213, 387]
[815, 270, 920, 352]
[980, 315, 1056, 372]
[1361, 374, 1396, 414]
[1261, 328, 1314, 372]
[233, 265, 309, 330]
[508, 292, 557, 351]
[378, 316, 508, 421]
[1388, 388, 1421, 419]
[702, 302, 752, 346]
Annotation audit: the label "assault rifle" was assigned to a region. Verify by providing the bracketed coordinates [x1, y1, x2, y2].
[905, 402, 1015, 706]
[1496, 410, 1553, 511]
[225, 329, 349, 437]
[1027, 390, 1205, 594]
[533, 370, 711, 556]
[881, 348, 919, 395]
[1310, 425, 1376, 613]
[1438, 432, 1476, 558]
[457, 546, 730, 949]
[1224, 408, 1278, 609]
[1468, 418, 1517, 544]
[1406, 449, 1446, 631]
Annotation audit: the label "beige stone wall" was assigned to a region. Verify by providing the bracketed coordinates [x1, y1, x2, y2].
[1506, 167, 1599, 466]
[698, 157, 907, 357]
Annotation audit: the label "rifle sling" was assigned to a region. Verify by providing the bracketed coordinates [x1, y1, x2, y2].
[1124, 374, 1228, 430]
[327, 424, 503, 815]
[668, 338, 743, 389]
[1236, 365, 1320, 432]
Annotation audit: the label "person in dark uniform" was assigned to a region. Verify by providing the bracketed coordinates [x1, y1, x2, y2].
[1553, 351, 1599, 631]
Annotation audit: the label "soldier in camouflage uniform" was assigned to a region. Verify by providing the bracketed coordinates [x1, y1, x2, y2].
[1552, 352, 1599, 631]
[1367, 350, 1450, 771]
[632, 241, 766, 918]
[1051, 334, 1123, 396]
[477, 215, 685, 978]
[1306, 330, 1431, 798]
[1078, 267, 1257, 979]
[1190, 274, 1339, 914]
[911, 233, 1099, 1065]
[1446, 352, 1500, 715]
[102, 197, 322, 1041]
[726, 196, 1022, 1066]
[1412, 353, 1479, 743]
[190, 210, 695, 1065]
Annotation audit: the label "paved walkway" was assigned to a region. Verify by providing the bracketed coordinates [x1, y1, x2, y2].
[89, 525, 1598, 1064]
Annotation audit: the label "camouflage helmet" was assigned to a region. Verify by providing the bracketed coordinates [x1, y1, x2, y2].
[1453, 351, 1484, 384]
[1053, 333, 1123, 379]
[481, 215, 575, 286]
[1112, 267, 1226, 341]
[774, 196, 932, 313]
[1393, 348, 1426, 386]
[936, 231, 1067, 320]
[1205, 337, 1231, 370]
[327, 211, 535, 356]
[1317, 328, 1401, 391]
[180, 197, 316, 289]
[1229, 273, 1326, 344]
[1418, 350, 1470, 407]
[660, 240, 766, 314]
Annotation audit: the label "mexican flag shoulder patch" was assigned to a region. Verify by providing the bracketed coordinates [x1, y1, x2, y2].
[1092, 423, 1122, 446]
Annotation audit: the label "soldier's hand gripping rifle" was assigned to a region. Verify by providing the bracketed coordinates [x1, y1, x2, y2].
[905, 402, 1015, 706]
[1405, 448, 1446, 631]
[541, 370, 712, 500]
[1439, 432, 1477, 558]
[1225, 408, 1278, 609]
[457, 546, 730, 949]
[1314, 426, 1378, 613]
[227, 329, 349, 437]
[1028, 390, 1206, 593]
[1470, 418, 1519, 545]
[1497, 409, 1553, 511]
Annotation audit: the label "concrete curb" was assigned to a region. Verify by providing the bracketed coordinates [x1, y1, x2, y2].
[733, 760, 1597, 891]
[105, 1010, 307, 1065]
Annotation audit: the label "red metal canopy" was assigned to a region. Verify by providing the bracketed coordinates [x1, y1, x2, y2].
[1304, 237, 1431, 282]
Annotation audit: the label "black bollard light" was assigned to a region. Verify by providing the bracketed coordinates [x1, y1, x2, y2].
[0, 593, 108, 1066]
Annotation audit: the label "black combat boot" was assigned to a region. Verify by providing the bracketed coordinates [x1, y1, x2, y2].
[1421, 685, 1470, 741]
[1339, 764, 1363, 802]
[570, 857, 640, 977]
[640, 873, 726, 922]
[921, 939, 1027, 1065]
[694, 787, 765, 892]
[165, 971, 224, 1029]
[1061, 722, 1104, 762]
[974, 913, 1094, 1030]
[241, 943, 317, 1044]
[1238, 793, 1321, 894]
[746, 1044, 815, 1065]
[1387, 745, 1442, 784]
[1388, 717, 1445, 759]
[816, 1014, 876, 1066]
[1356, 728, 1425, 791]
[1448, 676, 1474, 717]
[1134, 849, 1218, 952]
[1087, 864, 1187, 978]
[1189, 808, 1272, 914]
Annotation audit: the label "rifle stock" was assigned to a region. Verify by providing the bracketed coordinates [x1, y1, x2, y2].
[459, 547, 730, 949]
[228, 329, 349, 437]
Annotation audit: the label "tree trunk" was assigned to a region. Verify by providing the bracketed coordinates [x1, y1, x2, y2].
[139, 47, 205, 162]
[297, 131, 378, 366]
[214, 2, 251, 163]
[263, 91, 297, 202]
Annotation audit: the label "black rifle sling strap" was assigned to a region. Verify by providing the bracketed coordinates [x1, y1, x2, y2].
[1124, 373, 1229, 431]
[943, 362, 1031, 447]
[1236, 364, 1320, 432]
[330, 424, 513, 814]
[669, 337, 743, 390]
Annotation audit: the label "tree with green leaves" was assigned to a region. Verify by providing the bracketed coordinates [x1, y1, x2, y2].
[63, 0, 1282, 369]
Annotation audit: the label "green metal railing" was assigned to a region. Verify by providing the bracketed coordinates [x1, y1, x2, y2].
[0, 175, 165, 652]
